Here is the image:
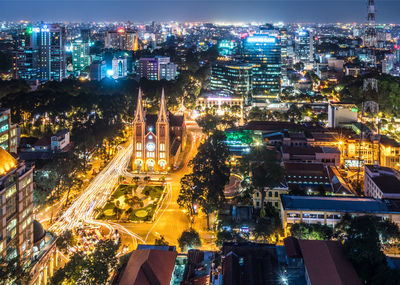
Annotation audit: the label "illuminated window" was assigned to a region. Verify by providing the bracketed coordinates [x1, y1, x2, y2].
[136, 143, 142, 150]
[136, 151, 141, 157]
[160, 152, 165, 158]
[160, 143, 165, 151]
[147, 152, 155, 158]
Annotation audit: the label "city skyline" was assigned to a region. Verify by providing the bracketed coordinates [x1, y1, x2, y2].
[1, 0, 400, 23]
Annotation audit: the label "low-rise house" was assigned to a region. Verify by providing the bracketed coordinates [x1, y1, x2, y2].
[282, 145, 340, 166]
[280, 195, 400, 235]
[51, 129, 70, 151]
[253, 186, 288, 209]
[283, 237, 361, 285]
[364, 164, 400, 199]
[116, 247, 177, 285]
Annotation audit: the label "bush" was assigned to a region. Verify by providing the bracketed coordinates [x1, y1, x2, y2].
[290, 223, 333, 240]
[178, 229, 201, 252]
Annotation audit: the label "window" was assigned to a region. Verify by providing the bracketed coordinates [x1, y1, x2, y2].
[274, 192, 278, 197]
[268, 192, 272, 197]
[6, 184, 16, 199]
[147, 152, 155, 158]
[160, 143, 165, 151]
[136, 143, 142, 150]
[160, 152, 165, 159]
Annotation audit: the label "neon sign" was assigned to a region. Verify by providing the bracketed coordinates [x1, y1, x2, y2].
[247, 36, 276, 43]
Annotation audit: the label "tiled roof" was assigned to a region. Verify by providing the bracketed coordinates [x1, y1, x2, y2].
[299, 239, 362, 285]
[118, 249, 177, 285]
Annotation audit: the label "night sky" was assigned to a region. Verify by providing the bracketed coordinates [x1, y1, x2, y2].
[1, 0, 399, 23]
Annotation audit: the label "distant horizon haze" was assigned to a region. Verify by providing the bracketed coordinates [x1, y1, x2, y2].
[1, 0, 400, 24]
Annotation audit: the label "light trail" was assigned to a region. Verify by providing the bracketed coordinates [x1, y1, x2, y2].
[49, 143, 135, 245]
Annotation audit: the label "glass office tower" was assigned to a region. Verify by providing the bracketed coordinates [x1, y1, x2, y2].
[210, 61, 253, 102]
[242, 34, 281, 103]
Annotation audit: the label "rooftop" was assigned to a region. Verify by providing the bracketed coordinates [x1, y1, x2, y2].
[280, 195, 395, 214]
[284, 162, 327, 175]
[282, 145, 322, 156]
[0, 147, 17, 176]
[117, 249, 177, 285]
[298, 239, 361, 285]
[372, 175, 400, 194]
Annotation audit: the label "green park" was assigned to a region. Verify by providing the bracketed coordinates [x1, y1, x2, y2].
[96, 183, 166, 222]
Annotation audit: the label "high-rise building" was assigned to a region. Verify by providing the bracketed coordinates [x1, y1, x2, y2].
[12, 48, 39, 81]
[218, 40, 238, 57]
[137, 56, 177, 81]
[31, 24, 67, 82]
[210, 61, 253, 101]
[112, 56, 128, 79]
[0, 147, 59, 284]
[80, 28, 91, 42]
[0, 148, 34, 264]
[280, 28, 289, 84]
[242, 34, 281, 103]
[160, 62, 178, 81]
[72, 40, 91, 72]
[89, 60, 107, 81]
[295, 29, 314, 64]
[0, 108, 19, 153]
[105, 28, 138, 51]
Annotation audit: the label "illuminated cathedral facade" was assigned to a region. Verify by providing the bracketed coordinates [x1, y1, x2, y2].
[132, 88, 185, 172]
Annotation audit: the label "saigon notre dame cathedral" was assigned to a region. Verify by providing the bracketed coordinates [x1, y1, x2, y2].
[132, 88, 185, 172]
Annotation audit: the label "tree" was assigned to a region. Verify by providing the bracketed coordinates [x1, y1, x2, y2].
[191, 131, 230, 228]
[155, 235, 169, 246]
[293, 62, 305, 72]
[317, 185, 327, 196]
[113, 201, 123, 220]
[52, 239, 120, 285]
[178, 229, 201, 252]
[239, 147, 284, 213]
[178, 131, 230, 229]
[177, 174, 201, 224]
[0, 257, 30, 285]
[334, 215, 400, 283]
[254, 217, 276, 242]
[288, 184, 306, 196]
[56, 230, 77, 254]
[248, 107, 267, 121]
[216, 231, 233, 246]
[196, 114, 221, 134]
[290, 223, 333, 240]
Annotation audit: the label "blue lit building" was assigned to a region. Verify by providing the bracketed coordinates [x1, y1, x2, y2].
[12, 48, 39, 81]
[89, 60, 107, 81]
[72, 40, 91, 72]
[31, 24, 67, 82]
[210, 60, 253, 101]
[218, 40, 237, 57]
[295, 29, 314, 64]
[242, 34, 281, 103]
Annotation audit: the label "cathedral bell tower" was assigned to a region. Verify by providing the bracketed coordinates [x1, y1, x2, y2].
[156, 88, 169, 171]
[133, 88, 145, 171]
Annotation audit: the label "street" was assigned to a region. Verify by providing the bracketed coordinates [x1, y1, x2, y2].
[39, 121, 212, 252]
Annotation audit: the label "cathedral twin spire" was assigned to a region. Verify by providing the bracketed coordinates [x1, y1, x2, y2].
[133, 88, 168, 123]
[157, 88, 168, 123]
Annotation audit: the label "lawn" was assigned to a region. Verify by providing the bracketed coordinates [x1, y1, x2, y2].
[111, 184, 138, 199]
[97, 183, 165, 222]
